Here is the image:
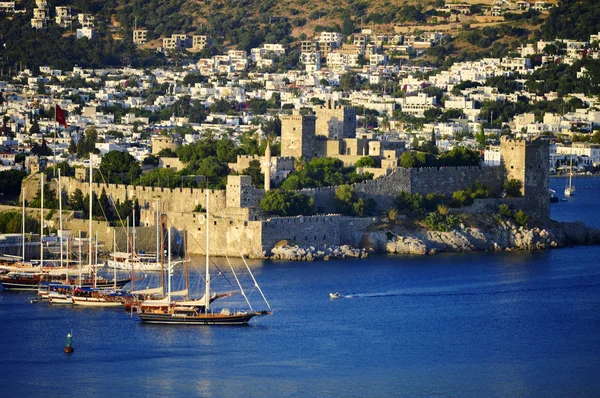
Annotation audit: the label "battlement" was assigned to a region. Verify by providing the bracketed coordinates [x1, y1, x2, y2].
[501, 136, 546, 148]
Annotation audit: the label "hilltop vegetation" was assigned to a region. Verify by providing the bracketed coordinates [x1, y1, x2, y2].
[0, 0, 596, 71]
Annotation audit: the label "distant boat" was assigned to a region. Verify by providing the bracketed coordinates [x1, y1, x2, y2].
[549, 189, 559, 203]
[329, 292, 342, 299]
[564, 156, 576, 197]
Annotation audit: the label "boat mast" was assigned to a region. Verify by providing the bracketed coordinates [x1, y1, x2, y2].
[40, 172, 44, 268]
[131, 204, 135, 292]
[184, 229, 189, 299]
[155, 200, 159, 263]
[160, 213, 165, 294]
[88, 158, 93, 286]
[94, 231, 98, 288]
[22, 187, 25, 262]
[59, 169, 63, 269]
[113, 229, 117, 290]
[205, 189, 210, 311]
[126, 216, 129, 255]
[167, 224, 171, 301]
[132, 203, 136, 259]
[78, 231, 82, 284]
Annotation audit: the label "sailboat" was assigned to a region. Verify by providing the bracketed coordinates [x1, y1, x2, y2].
[137, 191, 272, 325]
[107, 201, 163, 272]
[71, 161, 129, 307]
[564, 155, 576, 197]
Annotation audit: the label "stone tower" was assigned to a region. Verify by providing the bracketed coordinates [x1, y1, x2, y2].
[315, 100, 357, 139]
[263, 140, 271, 192]
[500, 136, 550, 219]
[281, 111, 317, 160]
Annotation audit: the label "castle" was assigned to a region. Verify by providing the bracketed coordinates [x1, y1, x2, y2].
[22, 102, 550, 257]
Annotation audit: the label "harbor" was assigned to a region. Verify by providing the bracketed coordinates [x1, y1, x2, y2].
[0, 177, 599, 396]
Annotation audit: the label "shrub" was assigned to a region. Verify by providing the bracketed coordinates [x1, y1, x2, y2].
[437, 204, 449, 216]
[424, 193, 446, 211]
[394, 191, 425, 214]
[498, 204, 511, 218]
[451, 189, 474, 207]
[514, 210, 529, 227]
[387, 208, 398, 224]
[423, 212, 461, 232]
[193, 204, 205, 213]
[504, 179, 523, 197]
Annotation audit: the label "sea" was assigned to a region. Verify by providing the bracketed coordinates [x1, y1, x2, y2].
[1, 176, 599, 397]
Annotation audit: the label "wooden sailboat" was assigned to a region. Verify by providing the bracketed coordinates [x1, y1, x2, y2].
[138, 191, 272, 325]
[71, 160, 129, 307]
[564, 155, 576, 197]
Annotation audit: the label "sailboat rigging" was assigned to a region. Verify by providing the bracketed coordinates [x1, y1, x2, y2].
[137, 190, 272, 325]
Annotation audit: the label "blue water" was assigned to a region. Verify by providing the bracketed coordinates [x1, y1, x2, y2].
[1, 177, 599, 397]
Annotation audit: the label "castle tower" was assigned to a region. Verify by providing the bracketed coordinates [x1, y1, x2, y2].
[263, 140, 271, 192]
[500, 136, 550, 219]
[280, 111, 316, 160]
[315, 100, 356, 139]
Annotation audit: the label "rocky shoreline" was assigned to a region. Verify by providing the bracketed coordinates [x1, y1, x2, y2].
[270, 242, 371, 261]
[269, 216, 600, 260]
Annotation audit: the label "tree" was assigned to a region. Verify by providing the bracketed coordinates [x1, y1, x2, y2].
[259, 190, 315, 216]
[475, 126, 486, 150]
[504, 179, 523, 197]
[31, 138, 53, 157]
[99, 150, 141, 183]
[69, 188, 85, 211]
[157, 148, 177, 158]
[242, 159, 264, 188]
[68, 139, 77, 154]
[29, 120, 41, 135]
[356, 156, 376, 168]
[143, 155, 159, 166]
[342, 18, 355, 36]
[0, 170, 26, 198]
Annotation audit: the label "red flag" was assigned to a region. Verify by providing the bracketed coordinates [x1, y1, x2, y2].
[55, 105, 67, 128]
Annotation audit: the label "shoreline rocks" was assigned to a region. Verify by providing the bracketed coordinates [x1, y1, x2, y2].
[270, 244, 371, 261]
[363, 218, 600, 256]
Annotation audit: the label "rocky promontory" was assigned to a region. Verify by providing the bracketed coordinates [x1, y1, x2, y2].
[359, 216, 600, 255]
[268, 215, 600, 260]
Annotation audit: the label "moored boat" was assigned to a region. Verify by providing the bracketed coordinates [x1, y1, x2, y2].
[137, 190, 272, 325]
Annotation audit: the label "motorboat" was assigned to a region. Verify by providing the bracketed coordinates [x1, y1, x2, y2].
[329, 292, 342, 299]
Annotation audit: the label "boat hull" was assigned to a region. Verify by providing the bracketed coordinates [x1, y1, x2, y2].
[49, 295, 73, 305]
[1, 277, 131, 291]
[138, 312, 257, 325]
[107, 259, 163, 272]
[71, 297, 124, 307]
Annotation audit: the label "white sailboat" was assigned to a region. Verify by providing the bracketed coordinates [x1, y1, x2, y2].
[564, 155, 576, 197]
[107, 201, 162, 272]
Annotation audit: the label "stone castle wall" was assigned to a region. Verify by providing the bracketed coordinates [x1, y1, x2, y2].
[296, 165, 504, 213]
[409, 166, 505, 196]
[60, 176, 227, 215]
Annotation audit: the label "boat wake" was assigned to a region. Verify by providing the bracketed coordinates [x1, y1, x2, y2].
[334, 282, 600, 300]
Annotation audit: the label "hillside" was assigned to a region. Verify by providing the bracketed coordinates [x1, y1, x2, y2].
[1, 0, 596, 72]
